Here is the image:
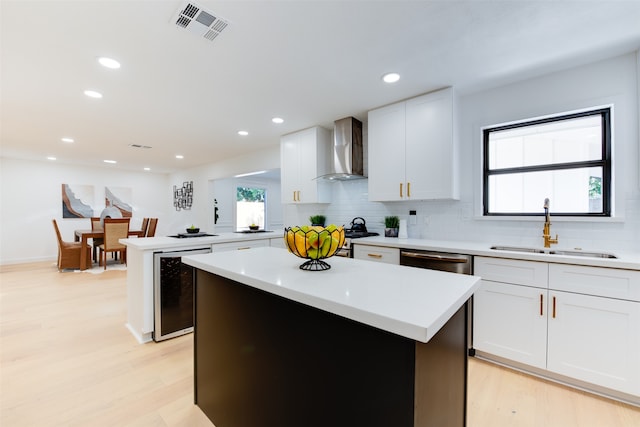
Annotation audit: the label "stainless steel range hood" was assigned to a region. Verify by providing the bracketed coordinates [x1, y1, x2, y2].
[318, 117, 366, 181]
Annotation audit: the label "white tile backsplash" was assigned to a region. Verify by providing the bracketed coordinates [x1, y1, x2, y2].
[283, 179, 640, 252]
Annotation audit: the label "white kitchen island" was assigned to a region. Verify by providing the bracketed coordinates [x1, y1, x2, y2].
[183, 247, 480, 427]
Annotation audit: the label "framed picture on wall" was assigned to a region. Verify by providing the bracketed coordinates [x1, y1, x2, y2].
[105, 186, 133, 217]
[62, 184, 95, 218]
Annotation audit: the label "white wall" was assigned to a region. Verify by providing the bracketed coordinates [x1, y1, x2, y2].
[209, 174, 283, 233]
[293, 52, 640, 252]
[168, 145, 281, 234]
[0, 158, 170, 264]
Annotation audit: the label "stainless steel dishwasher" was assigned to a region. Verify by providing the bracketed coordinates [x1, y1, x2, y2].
[399, 249, 475, 355]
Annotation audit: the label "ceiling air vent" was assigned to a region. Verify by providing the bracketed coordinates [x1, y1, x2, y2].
[172, 2, 229, 42]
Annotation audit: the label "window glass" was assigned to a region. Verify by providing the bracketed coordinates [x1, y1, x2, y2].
[488, 116, 603, 169]
[236, 187, 266, 230]
[487, 167, 603, 214]
[483, 108, 610, 216]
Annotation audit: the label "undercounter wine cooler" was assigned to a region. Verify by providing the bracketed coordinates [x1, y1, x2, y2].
[153, 247, 211, 341]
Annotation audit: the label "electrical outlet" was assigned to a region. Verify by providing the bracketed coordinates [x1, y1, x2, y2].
[409, 210, 417, 225]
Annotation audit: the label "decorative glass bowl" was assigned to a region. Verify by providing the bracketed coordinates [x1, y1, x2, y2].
[284, 225, 345, 271]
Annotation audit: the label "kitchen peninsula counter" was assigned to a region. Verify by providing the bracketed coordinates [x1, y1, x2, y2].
[120, 231, 277, 252]
[183, 247, 480, 427]
[120, 232, 279, 343]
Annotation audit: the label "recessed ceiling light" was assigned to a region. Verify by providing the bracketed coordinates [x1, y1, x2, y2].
[61, 137, 74, 143]
[84, 90, 103, 99]
[98, 57, 121, 69]
[143, 167, 151, 171]
[272, 117, 284, 124]
[175, 155, 184, 159]
[47, 156, 56, 161]
[103, 159, 117, 164]
[382, 72, 400, 83]
[238, 130, 249, 136]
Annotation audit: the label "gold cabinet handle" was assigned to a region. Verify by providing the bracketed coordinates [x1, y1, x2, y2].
[400, 183, 403, 198]
[407, 182, 411, 198]
[293, 190, 296, 202]
[552, 296, 557, 319]
[540, 294, 543, 316]
[237, 247, 251, 250]
[368, 253, 383, 259]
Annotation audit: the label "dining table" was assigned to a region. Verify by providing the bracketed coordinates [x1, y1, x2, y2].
[74, 229, 145, 271]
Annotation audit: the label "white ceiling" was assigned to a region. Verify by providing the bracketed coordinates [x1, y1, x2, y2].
[2, 0, 640, 174]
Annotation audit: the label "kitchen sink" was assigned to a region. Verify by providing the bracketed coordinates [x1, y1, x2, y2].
[549, 250, 617, 259]
[490, 245, 547, 254]
[490, 245, 617, 259]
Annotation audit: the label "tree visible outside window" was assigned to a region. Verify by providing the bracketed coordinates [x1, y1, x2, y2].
[236, 187, 266, 230]
[483, 108, 611, 216]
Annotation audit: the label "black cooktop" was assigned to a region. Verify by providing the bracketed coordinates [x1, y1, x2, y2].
[169, 233, 218, 238]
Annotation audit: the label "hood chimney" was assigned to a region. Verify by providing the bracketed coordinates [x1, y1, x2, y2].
[318, 117, 365, 181]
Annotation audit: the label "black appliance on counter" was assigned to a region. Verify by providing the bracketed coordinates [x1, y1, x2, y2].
[153, 247, 211, 341]
[337, 217, 379, 258]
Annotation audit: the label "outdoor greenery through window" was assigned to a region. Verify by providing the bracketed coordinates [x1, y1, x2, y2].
[483, 107, 611, 217]
[236, 186, 266, 230]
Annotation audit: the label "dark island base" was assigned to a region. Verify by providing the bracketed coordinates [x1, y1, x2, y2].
[195, 270, 468, 427]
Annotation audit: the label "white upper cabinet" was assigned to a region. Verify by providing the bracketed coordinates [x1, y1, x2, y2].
[280, 126, 331, 204]
[367, 101, 406, 201]
[368, 87, 459, 201]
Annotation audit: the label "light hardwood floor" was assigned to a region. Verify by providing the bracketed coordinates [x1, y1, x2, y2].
[1, 262, 639, 426]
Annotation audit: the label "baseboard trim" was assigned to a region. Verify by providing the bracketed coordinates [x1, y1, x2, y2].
[125, 323, 153, 344]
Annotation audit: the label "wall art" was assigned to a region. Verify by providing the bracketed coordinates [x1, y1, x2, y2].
[62, 184, 95, 218]
[105, 186, 133, 217]
[174, 181, 193, 211]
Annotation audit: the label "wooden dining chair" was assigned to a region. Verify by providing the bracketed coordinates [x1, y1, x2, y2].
[146, 218, 158, 237]
[90, 216, 103, 263]
[52, 219, 92, 271]
[98, 218, 130, 270]
[140, 217, 150, 237]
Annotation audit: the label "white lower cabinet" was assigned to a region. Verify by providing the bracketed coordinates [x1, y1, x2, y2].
[474, 256, 640, 400]
[473, 280, 547, 369]
[353, 245, 400, 264]
[547, 289, 640, 396]
[212, 239, 269, 252]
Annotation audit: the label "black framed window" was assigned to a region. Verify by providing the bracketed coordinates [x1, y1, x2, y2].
[483, 108, 611, 216]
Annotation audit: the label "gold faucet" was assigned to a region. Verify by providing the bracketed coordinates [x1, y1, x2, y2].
[543, 198, 558, 248]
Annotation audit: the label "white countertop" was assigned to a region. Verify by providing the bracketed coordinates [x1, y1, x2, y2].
[120, 231, 279, 251]
[182, 246, 480, 343]
[353, 237, 640, 270]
